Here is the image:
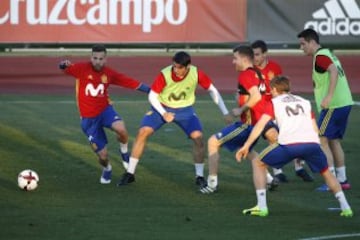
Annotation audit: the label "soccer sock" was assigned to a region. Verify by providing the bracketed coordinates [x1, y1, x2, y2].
[335, 191, 351, 210]
[104, 164, 112, 171]
[127, 157, 139, 174]
[294, 160, 304, 171]
[329, 166, 336, 177]
[256, 189, 267, 210]
[195, 163, 204, 177]
[266, 172, 273, 184]
[336, 166, 347, 183]
[120, 143, 128, 153]
[207, 175, 218, 188]
[273, 168, 283, 175]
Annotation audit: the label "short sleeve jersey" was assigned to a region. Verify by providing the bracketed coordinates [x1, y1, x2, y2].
[237, 68, 267, 125]
[151, 66, 212, 94]
[151, 66, 212, 108]
[255, 60, 282, 101]
[64, 62, 141, 117]
[313, 48, 353, 112]
[265, 94, 319, 145]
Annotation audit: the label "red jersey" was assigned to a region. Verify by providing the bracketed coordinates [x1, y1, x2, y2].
[315, 55, 332, 71]
[255, 60, 282, 101]
[151, 67, 212, 93]
[64, 62, 142, 118]
[237, 68, 267, 125]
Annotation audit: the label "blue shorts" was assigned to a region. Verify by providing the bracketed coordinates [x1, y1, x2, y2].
[318, 105, 352, 139]
[81, 105, 122, 152]
[140, 106, 202, 137]
[214, 121, 256, 152]
[260, 143, 328, 173]
[261, 120, 278, 139]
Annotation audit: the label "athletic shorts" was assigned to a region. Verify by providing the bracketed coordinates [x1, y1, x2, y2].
[261, 120, 278, 139]
[81, 105, 123, 152]
[318, 105, 352, 139]
[260, 143, 328, 173]
[214, 120, 276, 152]
[214, 121, 255, 152]
[140, 106, 202, 137]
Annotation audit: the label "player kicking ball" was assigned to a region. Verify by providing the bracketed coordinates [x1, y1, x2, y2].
[235, 75, 353, 217]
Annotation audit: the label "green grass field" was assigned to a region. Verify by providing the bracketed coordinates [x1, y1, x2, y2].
[0, 94, 359, 240]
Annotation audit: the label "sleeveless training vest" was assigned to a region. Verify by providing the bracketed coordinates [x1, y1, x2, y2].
[158, 65, 198, 108]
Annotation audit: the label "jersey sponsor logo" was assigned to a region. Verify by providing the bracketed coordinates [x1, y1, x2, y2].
[85, 83, 105, 97]
[259, 83, 266, 93]
[285, 104, 305, 117]
[304, 0, 360, 36]
[0, 0, 188, 33]
[168, 92, 186, 101]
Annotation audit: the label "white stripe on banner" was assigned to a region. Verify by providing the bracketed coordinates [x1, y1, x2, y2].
[340, 0, 360, 18]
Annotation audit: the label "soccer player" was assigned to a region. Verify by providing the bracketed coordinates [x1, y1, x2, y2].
[117, 51, 232, 187]
[200, 45, 279, 194]
[59, 44, 150, 184]
[297, 29, 353, 191]
[236, 76, 353, 218]
[251, 40, 313, 183]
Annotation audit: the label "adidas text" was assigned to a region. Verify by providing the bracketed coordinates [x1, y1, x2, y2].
[304, 18, 360, 36]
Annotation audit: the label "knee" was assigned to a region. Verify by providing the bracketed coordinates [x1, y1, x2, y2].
[114, 126, 128, 138]
[193, 136, 204, 148]
[208, 135, 220, 151]
[97, 149, 109, 166]
[252, 157, 266, 169]
[265, 128, 278, 144]
[97, 148, 107, 158]
[136, 127, 153, 141]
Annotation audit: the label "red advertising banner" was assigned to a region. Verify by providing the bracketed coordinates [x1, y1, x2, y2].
[0, 0, 246, 43]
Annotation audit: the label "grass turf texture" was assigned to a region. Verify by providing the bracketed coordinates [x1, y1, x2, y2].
[0, 94, 359, 240]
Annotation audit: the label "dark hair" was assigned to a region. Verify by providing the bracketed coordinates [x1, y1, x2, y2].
[172, 51, 191, 66]
[270, 75, 290, 93]
[251, 40, 268, 53]
[92, 44, 107, 54]
[297, 28, 320, 44]
[233, 45, 254, 60]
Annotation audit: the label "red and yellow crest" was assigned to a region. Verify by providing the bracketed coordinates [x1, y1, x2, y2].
[268, 71, 275, 81]
[101, 75, 108, 84]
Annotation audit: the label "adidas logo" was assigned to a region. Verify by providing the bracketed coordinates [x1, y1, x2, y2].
[304, 0, 360, 36]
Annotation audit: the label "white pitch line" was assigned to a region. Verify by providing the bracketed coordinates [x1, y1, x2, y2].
[298, 233, 360, 240]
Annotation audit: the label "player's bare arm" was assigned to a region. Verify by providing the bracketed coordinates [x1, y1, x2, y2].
[232, 86, 261, 117]
[321, 63, 338, 109]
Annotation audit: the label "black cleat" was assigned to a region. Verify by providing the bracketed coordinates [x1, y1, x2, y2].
[117, 172, 135, 186]
[296, 169, 314, 182]
[200, 185, 217, 194]
[274, 173, 288, 183]
[195, 176, 207, 188]
[267, 178, 279, 191]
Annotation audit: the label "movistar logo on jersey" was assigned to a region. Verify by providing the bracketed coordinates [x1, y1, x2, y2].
[168, 92, 186, 101]
[85, 83, 104, 96]
[304, 0, 360, 36]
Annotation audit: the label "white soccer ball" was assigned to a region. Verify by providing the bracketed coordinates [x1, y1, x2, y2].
[17, 169, 39, 191]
